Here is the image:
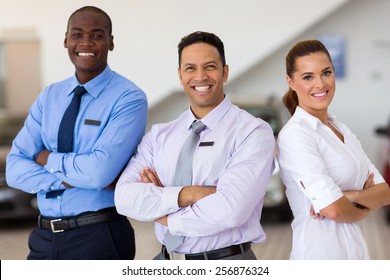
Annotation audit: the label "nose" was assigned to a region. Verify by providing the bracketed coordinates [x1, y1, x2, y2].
[315, 77, 326, 88]
[79, 36, 94, 46]
[194, 69, 207, 81]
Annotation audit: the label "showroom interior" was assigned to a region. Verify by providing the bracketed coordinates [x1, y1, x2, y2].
[1, 0, 390, 260]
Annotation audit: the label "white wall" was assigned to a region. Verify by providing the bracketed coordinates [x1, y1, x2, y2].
[0, 0, 347, 107]
[227, 0, 390, 167]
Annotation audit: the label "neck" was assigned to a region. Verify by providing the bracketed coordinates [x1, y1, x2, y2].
[190, 94, 225, 119]
[302, 107, 328, 124]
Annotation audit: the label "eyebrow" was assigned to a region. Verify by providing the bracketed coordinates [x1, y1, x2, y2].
[300, 66, 332, 77]
[182, 60, 218, 67]
[70, 27, 106, 33]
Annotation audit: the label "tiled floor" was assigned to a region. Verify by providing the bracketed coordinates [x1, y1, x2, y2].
[1, 207, 389, 260]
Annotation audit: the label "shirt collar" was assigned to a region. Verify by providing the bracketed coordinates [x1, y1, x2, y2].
[68, 65, 114, 98]
[294, 106, 337, 130]
[185, 96, 232, 131]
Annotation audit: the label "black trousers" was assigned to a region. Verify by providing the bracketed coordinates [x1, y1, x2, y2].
[27, 217, 135, 260]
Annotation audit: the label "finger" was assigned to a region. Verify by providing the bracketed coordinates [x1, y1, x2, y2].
[139, 169, 152, 183]
[364, 173, 374, 189]
[310, 207, 315, 216]
[367, 173, 374, 185]
[144, 168, 160, 186]
[152, 169, 163, 187]
[368, 173, 375, 186]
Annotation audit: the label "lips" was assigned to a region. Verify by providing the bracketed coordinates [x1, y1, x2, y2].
[77, 52, 96, 57]
[193, 85, 211, 93]
[311, 90, 328, 98]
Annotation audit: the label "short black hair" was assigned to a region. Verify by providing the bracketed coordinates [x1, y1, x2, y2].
[177, 31, 226, 67]
[67, 6, 112, 35]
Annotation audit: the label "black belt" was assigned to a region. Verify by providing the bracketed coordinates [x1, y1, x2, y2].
[38, 207, 124, 233]
[162, 242, 251, 260]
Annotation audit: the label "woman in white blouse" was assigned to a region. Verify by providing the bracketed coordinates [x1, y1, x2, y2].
[277, 40, 390, 259]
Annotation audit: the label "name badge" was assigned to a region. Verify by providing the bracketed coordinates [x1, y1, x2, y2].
[199, 141, 214, 146]
[84, 119, 101, 126]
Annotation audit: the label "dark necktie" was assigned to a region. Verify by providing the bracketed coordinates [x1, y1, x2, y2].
[57, 86, 87, 153]
[163, 120, 207, 252]
[46, 86, 87, 199]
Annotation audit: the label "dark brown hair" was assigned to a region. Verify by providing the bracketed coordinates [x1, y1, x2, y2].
[283, 40, 333, 115]
[177, 31, 226, 67]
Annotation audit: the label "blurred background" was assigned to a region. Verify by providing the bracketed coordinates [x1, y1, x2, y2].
[1, 0, 390, 259]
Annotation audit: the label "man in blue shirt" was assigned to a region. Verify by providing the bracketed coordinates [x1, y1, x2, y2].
[6, 6, 148, 259]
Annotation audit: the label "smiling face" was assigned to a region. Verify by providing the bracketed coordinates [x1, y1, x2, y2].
[178, 42, 229, 119]
[286, 52, 335, 120]
[64, 9, 114, 84]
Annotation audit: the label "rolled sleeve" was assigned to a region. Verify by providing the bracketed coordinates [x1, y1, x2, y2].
[298, 177, 343, 213]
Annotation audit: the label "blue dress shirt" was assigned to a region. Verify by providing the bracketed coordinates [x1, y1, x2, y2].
[6, 65, 148, 217]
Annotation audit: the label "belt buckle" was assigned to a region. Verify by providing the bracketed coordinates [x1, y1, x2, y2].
[169, 251, 186, 260]
[50, 219, 64, 233]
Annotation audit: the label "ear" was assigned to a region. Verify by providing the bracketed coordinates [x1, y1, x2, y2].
[223, 64, 229, 83]
[286, 75, 294, 91]
[109, 35, 114, 51]
[64, 32, 68, 48]
[178, 67, 183, 85]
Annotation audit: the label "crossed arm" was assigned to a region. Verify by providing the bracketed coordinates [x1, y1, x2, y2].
[34, 149, 118, 190]
[343, 174, 390, 211]
[34, 150, 72, 188]
[311, 173, 390, 223]
[138, 167, 216, 226]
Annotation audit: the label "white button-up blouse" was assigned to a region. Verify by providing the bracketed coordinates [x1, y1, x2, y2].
[277, 106, 384, 259]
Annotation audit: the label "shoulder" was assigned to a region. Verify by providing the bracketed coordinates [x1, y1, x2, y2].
[226, 105, 275, 141]
[109, 71, 147, 99]
[278, 116, 317, 146]
[45, 76, 74, 92]
[36, 77, 74, 102]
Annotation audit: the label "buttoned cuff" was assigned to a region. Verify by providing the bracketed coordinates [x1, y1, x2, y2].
[166, 209, 185, 236]
[161, 186, 183, 214]
[45, 152, 64, 174]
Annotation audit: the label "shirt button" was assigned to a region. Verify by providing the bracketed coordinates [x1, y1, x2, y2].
[50, 168, 54, 173]
[57, 196, 61, 199]
[66, 174, 69, 177]
[50, 186, 55, 190]
[311, 197, 316, 200]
